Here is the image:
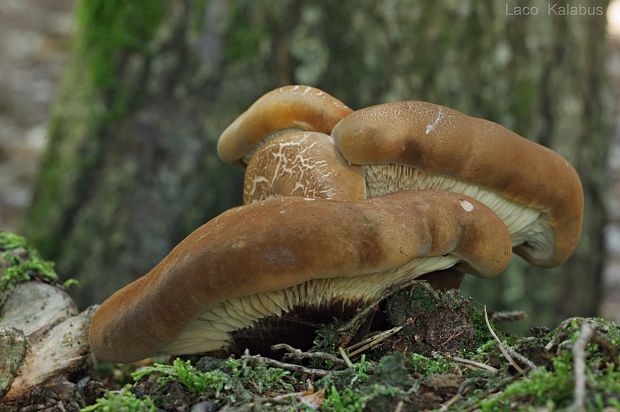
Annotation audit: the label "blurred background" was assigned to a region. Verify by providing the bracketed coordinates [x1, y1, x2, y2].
[0, 0, 617, 332]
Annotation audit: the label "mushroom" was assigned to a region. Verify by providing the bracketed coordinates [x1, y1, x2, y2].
[331, 101, 584, 267]
[217, 85, 352, 165]
[244, 130, 366, 203]
[89, 190, 511, 362]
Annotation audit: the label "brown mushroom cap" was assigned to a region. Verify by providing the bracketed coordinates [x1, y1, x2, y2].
[217, 85, 352, 164]
[244, 130, 366, 203]
[331, 101, 584, 267]
[89, 190, 511, 362]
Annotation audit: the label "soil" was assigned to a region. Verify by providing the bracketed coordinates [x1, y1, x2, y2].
[2, 282, 618, 411]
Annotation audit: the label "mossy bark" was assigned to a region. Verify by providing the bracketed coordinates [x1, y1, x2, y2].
[25, 0, 610, 326]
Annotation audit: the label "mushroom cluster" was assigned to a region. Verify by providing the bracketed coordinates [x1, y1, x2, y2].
[90, 85, 584, 363]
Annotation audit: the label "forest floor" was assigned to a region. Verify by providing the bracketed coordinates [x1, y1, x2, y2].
[1, 233, 619, 411]
[74, 296, 620, 412]
[5, 287, 620, 411]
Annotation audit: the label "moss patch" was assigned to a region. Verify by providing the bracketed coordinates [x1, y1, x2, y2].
[76, 0, 167, 118]
[0, 231, 62, 307]
[82, 385, 156, 412]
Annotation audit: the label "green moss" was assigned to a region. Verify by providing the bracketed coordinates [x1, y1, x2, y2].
[132, 357, 293, 404]
[312, 321, 344, 355]
[322, 384, 404, 412]
[370, 352, 414, 389]
[409, 353, 453, 377]
[0, 231, 63, 306]
[606, 321, 620, 347]
[322, 386, 364, 412]
[132, 358, 229, 394]
[475, 320, 620, 411]
[467, 303, 496, 344]
[2, 257, 57, 282]
[24, 0, 170, 267]
[82, 385, 155, 412]
[225, 7, 268, 62]
[0, 232, 27, 250]
[75, 0, 167, 117]
[350, 355, 370, 385]
[480, 355, 573, 410]
[316, 355, 409, 411]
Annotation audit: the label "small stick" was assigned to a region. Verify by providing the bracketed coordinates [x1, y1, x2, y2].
[545, 317, 584, 351]
[490, 310, 527, 322]
[338, 347, 354, 368]
[241, 350, 334, 377]
[345, 331, 382, 352]
[439, 377, 483, 411]
[447, 355, 499, 374]
[346, 326, 403, 357]
[461, 376, 519, 412]
[439, 393, 462, 411]
[272, 387, 324, 401]
[571, 321, 595, 412]
[271, 343, 346, 366]
[484, 306, 526, 374]
[504, 346, 537, 371]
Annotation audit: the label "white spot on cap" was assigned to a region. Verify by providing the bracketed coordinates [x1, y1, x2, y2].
[425, 109, 445, 135]
[460, 200, 474, 212]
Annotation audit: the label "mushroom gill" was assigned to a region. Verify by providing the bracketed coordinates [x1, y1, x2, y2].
[363, 164, 550, 258]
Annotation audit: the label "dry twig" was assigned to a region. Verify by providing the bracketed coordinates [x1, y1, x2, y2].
[439, 378, 484, 411]
[345, 326, 403, 358]
[446, 355, 499, 374]
[271, 343, 346, 366]
[338, 347, 354, 368]
[490, 310, 527, 322]
[571, 321, 595, 412]
[504, 346, 537, 371]
[484, 306, 526, 374]
[241, 350, 335, 377]
[462, 376, 520, 412]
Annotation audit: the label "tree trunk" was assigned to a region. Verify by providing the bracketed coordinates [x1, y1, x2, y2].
[25, 0, 610, 328]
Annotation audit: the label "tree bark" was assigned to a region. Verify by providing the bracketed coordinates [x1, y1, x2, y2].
[25, 0, 610, 328]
